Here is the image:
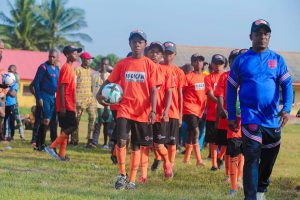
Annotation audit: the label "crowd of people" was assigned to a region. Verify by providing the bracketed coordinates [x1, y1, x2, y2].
[0, 19, 295, 200]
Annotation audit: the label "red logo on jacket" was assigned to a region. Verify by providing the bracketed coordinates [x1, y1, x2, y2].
[268, 60, 277, 69]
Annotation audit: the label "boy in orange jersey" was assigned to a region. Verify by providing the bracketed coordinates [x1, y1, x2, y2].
[146, 42, 175, 178]
[97, 30, 160, 190]
[182, 54, 206, 166]
[204, 54, 226, 171]
[45, 45, 82, 161]
[215, 49, 244, 196]
[161, 41, 185, 173]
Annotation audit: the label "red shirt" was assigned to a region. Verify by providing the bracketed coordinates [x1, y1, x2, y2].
[227, 117, 242, 139]
[108, 56, 160, 122]
[156, 65, 176, 121]
[166, 65, 185, 119]
[56, 63, 76, 112]
[183, 72, 206, 118]
[205, 72, 222, 121]
[214, 71, 229, 130]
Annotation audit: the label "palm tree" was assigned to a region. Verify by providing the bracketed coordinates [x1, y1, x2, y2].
[0, 0, 45, 50]
[38, 0, 92, 50]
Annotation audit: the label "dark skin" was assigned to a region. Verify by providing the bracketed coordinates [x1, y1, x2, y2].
[229, 27, 288, 131]
[147, 46, 172, 122]
[191, 59, 204, 73]
[163, 50, 183, 127]
[97, 36, 157, 150]
[38, 52, 59, 119]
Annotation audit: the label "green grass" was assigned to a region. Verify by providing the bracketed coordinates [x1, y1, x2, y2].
[0, 123, 300, 200]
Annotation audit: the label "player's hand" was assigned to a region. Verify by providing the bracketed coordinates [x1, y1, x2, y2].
[161, 110, 169, 122]
[38, 99, 43, 108]
[60, 107, 66, 118]
[228, 120, 238, 132]
[220, 109, 228, 119]
[96, 93, 111, 106]
[276, 110, 289, 128]
[214, 121, 219, 129]
[148, 111, 156, 124]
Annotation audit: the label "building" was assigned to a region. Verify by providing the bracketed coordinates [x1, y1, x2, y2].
[174, 45, 300, 115]
[0, 49, 80, 108]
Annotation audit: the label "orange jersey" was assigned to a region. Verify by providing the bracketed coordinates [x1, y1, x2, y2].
[107, 56, 160, 123]
[56, 63, 76, 112]
[205, 71, 222, 121]
[183, 71, 207, 118]
[214, 71, 229, 130]
[166, 65, 185, 119]
[227, 117, 242, 139]
[156, 65, 176, 121]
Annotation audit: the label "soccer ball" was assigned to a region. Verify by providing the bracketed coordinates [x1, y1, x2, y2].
[101, 83, 123, 104]
[2, 72, 16, 86]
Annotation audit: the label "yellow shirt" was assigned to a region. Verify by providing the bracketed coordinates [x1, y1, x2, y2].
[75, 66, 94, 108]
[92, 71, 110, 108]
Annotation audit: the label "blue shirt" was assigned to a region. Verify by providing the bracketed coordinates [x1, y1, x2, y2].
[226, 48, 293, 128]
[33, 62, 59, 100]
[6, 82, 18, 106]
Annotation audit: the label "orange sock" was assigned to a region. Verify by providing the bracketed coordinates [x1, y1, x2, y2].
[211, 144, 218, 168]
[154, 143, 170, 165]
[237, 154, 244, 179]
[140, 146, 150, 179]
[217, 145, 227, 160]
[193, 143, 203, 163]
[116, 145, 127, 176]
[183, 144, 193, 163]
[230, 156, 238, 190]
[168, 144, 176, 164]
[129, 149, 141, 183]
[153, 146, 162, 161]
[50, 132, 67, 149]
[58, 137, 68, 157]
[225, 155, 230, 176]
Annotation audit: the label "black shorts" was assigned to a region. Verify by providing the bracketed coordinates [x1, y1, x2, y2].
[58, 111, 77, 134]
[226, 138, 243, 157]
[215, 129, 228, 145]
[168, 118, 179, 145]
[205, 120, 216, 143]
[110, 110, 118, 143]
[153, 121, 169, 144]
[183, 114, 200, 131]
[117, 118, 153, 146]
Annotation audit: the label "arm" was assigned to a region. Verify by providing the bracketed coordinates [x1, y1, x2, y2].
[34, 65, 46, 106]
[96, 79, 112, 106]
[178, 87, 183, 127]
[148, 86, 158, 124]
[277, 57, 293, 127]
[217, 96, 227, 118]
[59, 84, 66, 116]
[162, 88, 173, 121]
[207, 90, 218, 103]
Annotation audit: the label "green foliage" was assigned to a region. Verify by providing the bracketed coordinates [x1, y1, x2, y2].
[0, 0, 92, 51]
[90, 53, 121, 70]
[0, 123, 299, 200]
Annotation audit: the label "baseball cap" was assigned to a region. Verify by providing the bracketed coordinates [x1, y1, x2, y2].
[191, 53, 205, 62]
[129, 30, 147, 41]
[228, 49, 240, 61]
[163, 41, 176, 53]
[63, 45, 82, 55]
[80, 52, 94, 59]
[148, 42, 164, 52]
[211, 54, 226, 64]
[251, 19, 271, 33]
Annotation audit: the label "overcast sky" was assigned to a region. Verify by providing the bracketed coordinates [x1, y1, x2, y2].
[1, 0, 299, 57]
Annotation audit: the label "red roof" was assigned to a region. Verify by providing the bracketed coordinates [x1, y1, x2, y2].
[0, 49, 80, 80]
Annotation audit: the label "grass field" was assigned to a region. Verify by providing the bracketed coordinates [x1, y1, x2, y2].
[0, 121, 300, 200]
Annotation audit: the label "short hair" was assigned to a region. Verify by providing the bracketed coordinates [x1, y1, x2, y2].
[101, 57, 110, 64]
[8, 64, 16, 71]
[49, 48, 60, 55]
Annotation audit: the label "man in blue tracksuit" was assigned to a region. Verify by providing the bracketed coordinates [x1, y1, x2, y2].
[226, 19, 293, 200]
[34, 49, 60, 151]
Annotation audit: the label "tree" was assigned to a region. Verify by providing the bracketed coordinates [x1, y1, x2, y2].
[0, 0, 92, 51]
[0, 0, 46, 50]
[90, 53, 121, 70]
[38, 0, 92, 50]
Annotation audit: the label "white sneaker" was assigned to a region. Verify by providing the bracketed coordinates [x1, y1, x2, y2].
[256, 192, 266, 200]
[102, 145, 109, 149]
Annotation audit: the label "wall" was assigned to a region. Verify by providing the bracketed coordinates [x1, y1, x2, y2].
[17, 80, 35, 108]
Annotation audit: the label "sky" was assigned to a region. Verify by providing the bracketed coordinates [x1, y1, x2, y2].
[1, 0, 300, 57]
